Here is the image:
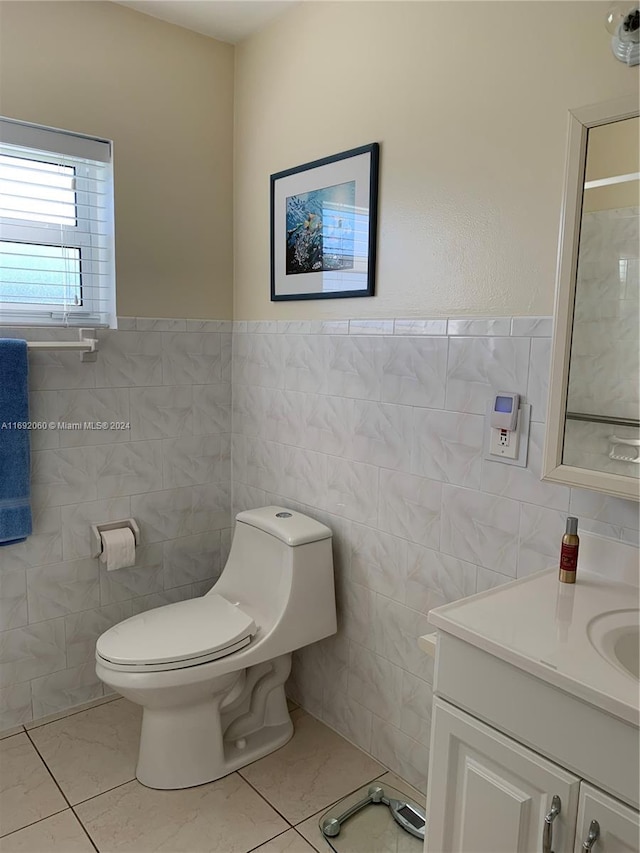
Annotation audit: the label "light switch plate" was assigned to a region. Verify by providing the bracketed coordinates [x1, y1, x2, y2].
[483, 401, 531, 468]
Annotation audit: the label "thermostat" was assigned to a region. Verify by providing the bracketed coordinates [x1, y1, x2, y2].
[490, 392, 520, 432]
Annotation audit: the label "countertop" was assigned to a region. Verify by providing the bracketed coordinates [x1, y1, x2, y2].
[426, 566, 639, 727]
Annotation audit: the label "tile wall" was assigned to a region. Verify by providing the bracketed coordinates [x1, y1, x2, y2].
[565, 206, 640, 476]
[0, 319, 232, 730]
[1, 313, 638, 792]
[231, 316, 639, 791]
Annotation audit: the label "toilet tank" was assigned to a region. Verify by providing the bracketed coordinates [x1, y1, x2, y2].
[212, 507, 336, 655]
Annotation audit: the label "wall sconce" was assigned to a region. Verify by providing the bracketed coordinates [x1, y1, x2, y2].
[605, 2, 639, 65]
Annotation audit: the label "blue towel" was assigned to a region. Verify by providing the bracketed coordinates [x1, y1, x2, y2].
[0, 339, 32, 546]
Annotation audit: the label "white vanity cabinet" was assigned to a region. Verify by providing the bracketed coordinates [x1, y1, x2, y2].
[427, 698, 580, 852]
[423, 566, 640, 853]
[575, 783, 640, 853]
[426, 697, 639, 853]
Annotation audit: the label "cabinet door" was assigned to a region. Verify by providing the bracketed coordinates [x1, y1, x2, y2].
[574, 783, 639, 853]
[426, 698, 580, 853]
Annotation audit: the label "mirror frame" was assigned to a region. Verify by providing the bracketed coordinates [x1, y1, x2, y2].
[543, 95, 639, 502]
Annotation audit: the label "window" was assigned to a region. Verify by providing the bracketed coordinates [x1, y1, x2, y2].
[0, 118, 115, 327]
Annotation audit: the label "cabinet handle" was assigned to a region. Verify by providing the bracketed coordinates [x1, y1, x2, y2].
[582, 820, 600, 851]
[542, 795, 561, 853]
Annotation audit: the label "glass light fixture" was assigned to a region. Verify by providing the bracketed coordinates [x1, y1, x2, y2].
[606, 2, 639, 65]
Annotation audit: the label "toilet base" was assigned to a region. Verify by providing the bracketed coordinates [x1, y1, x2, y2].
[134, 655, 294, 790]
[136, 711, 294, 790]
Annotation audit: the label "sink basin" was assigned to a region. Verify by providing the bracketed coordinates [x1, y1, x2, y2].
[588, 609, 640, 681]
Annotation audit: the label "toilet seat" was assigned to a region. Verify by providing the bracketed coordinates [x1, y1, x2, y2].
[96, 594, 257, 673]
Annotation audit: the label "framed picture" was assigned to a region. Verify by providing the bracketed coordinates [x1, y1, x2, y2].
[270, 142, 379, 301]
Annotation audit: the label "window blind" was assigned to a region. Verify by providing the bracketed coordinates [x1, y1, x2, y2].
[0, 117, 116, 328]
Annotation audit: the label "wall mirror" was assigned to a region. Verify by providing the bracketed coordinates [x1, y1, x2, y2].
[543, 95, 639, 501]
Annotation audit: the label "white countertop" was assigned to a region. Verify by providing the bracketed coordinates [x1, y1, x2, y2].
[427, 567, 639, 727]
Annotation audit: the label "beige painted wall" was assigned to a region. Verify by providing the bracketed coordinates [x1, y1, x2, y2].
[234, 1, 639, 320]
[0, 1, 234, 319]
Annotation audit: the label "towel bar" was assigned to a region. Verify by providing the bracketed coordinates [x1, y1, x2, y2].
[26, 329, 98, 362]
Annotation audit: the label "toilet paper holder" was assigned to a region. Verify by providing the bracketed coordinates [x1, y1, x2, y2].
[90, 518, 140, 559]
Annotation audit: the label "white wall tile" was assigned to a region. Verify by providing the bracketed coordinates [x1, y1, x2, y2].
[0, 619, 66, 687]
[31, 447, 97, 507]
[0, 568, 28, 631]
[163, 532, 221, 588]
[406, 544, 477, 614]
[400, 670, 433, 747]
[30, 663, 103, 718]
[377, 470, 441, 550]
[162, 332, 221, 385]
[373, 595, 432, 679]
[95, 440, 163, 498]
[283, 335, 329, 394]
[322, 690, 373, 755]
[446, 337, 530, 415]
[412, 409, 483, 489]
[94, 331, 163, 387]
[447, 317, 511, 337]
[481, 422, 570, 511]
[393, 319, 447, 336]
[441, 485, 520, 575]
[98, 544, 164, 604]
[381, 336, 447, 409]
[348, 641, 403, 727]
[325, 336, 382, 400]
[324, 458, 379, 525]
[352, 401, 413, 472]
[527, 337, 551, 423]
[302, 394, 354, 457]
[511, 317, 553, 337]
[517, 504, 566, 578]
[192, 384, 232, 435]
[370, 715, 429, 794]
[350, 524, 407, 602]
[130, 488, 190, 544]
[55, 389, 131, 448]
[0, 506, 62, 571]
[569, 489, 640, 531]
[130, 385, 193, 440]
[192, 482, 231, 532]
[0, 682, 32, 730]
[27, 558, 100, 623]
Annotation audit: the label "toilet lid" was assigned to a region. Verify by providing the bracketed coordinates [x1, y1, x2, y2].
[96, 595, 256, 668]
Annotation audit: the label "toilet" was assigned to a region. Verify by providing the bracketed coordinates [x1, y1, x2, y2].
[95, 506, 336, 790]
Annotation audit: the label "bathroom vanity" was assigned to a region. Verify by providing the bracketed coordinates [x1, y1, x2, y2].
[423, 537, 639, 852]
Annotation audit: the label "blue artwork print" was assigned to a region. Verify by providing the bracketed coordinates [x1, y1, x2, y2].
[286, 181, 356, 275]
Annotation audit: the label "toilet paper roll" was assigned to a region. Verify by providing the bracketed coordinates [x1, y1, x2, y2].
[99, 527, 136, 572]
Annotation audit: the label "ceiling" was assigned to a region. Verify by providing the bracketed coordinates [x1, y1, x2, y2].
[116, 0, 298, 44]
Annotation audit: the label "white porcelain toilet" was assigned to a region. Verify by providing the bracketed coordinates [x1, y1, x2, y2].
[95, 507, 336, 790]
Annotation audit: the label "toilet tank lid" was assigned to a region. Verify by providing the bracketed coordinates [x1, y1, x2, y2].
[236, 506, 332, 546]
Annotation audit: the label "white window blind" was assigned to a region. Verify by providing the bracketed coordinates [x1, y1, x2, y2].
[0, 117, 116, 328]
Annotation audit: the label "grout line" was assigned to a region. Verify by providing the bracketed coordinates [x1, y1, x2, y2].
[292, 826, 325, 853]
[0, 806, 69, 842]
[71, 809, 101, 853]
[25, 694, 121, 732]
[70, 776, 137, 809]
[23, 727, 74, 813]
[237, 771, 294, 827]
[244, 828, 295, 853]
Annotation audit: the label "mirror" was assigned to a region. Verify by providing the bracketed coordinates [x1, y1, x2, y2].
[543, 96, 639, 501]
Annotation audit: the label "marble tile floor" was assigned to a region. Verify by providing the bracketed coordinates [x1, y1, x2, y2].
[0, 695, 423, 853]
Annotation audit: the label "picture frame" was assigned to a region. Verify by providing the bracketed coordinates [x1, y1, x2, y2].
[270, 142, 379, 301]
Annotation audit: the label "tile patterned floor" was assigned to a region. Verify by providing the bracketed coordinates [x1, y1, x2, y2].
[0, 697, 424, 852]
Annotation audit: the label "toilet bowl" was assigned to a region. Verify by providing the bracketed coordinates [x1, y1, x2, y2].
[95, 507, 336, 790]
